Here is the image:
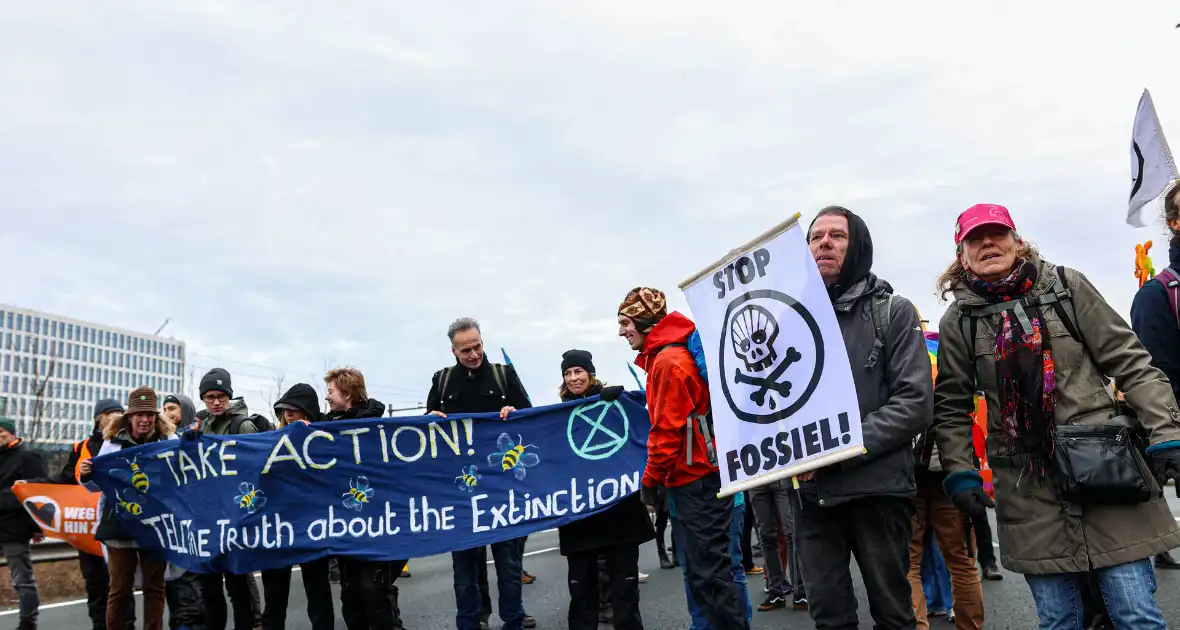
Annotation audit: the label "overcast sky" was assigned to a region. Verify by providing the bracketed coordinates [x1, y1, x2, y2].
[2, 2, 1178, 414]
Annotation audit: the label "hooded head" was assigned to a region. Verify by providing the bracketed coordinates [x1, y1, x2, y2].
[274, 383, 324, 425]
[162, 394, 196, 430]
[808, 206, 873, 299]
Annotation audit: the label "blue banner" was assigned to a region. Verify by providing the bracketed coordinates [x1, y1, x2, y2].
[90, 392, 650, 574]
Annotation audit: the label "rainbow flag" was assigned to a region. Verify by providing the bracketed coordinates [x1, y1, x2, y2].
[924, 331, 939, 383]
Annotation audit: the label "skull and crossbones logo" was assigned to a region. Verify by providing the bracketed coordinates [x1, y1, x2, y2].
[728, 304, 803, 410]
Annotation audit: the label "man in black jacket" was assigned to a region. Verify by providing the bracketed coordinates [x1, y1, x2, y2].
[195, 369, 264, 630]
[801, 208, 932, 630]
[323, 367, 406, 630]
[427, 317, 535, 630]
[0, 417, 47, 630]
[19, 399, 128, 630]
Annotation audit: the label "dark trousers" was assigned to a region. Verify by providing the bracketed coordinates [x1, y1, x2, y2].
[79, 551, 115, 630]
[971, 511, 996, 568]
[166, 572, 206, 630]
[740, 494, 755, 572]
[338, 556, 406, 630]
[454, 540, 523, 630]
[797, 496, 916, 630]
[668, 473, 750, 630]
[749, 480, 803, 598]
[653, 494, 675, 560]
[568, 545, 643, 630]
[200, 572, 258, 630]
[261, 558, 335, 630]
[477, 546, 493, 617]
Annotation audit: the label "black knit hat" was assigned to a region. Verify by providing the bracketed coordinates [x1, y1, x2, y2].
[561, 349, 596, 376]
[199, 368, 233, 398]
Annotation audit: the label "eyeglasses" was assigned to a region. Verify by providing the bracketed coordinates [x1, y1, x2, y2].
[202, 394, 229, 404]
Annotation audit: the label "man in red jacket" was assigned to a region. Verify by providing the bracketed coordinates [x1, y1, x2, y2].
[618, 287, 750, 630]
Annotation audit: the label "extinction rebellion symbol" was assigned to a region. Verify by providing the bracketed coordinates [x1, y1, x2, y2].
[719, 289, 824, 424]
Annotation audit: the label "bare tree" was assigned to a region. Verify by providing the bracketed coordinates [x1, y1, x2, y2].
[26, 336, 59, 449]
[266, 373, 286, 420]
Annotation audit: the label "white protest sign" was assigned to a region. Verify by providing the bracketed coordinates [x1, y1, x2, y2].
[1128, 88, 1178, 227]
[679, 213, 863, 497]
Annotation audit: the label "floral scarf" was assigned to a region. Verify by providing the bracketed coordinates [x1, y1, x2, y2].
[969, 261, 1058, 476]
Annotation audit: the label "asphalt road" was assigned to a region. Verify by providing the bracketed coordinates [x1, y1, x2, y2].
[8, 496, 1180, 629]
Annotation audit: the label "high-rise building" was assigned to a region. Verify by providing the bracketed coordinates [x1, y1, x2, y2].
[0, 303, 186, 449]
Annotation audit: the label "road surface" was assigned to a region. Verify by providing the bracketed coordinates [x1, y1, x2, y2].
[8, 495, 1180, 628]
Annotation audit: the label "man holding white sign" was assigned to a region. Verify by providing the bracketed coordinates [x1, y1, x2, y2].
[680, 207, 931, 630]
[800, 207, 932, 630]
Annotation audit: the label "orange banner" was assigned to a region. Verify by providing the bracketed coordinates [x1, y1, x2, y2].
[12, 483, 104, 556]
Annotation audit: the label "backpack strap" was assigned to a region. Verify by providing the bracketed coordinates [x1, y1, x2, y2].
[866, 293, 895, 369]
[1154, 267, 1180, 329]
[437, 367, 454, 413]
[491, 364, 508, 400]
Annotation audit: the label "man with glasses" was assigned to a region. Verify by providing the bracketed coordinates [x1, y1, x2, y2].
[195, 368, 264, 630]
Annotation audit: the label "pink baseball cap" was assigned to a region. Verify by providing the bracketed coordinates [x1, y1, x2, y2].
[955, 204, 1016, 245]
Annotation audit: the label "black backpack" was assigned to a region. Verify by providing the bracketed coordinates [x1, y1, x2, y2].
[231, 413, 274, 434]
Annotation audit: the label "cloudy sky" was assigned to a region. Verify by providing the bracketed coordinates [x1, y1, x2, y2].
[2, 2, 1178, 414]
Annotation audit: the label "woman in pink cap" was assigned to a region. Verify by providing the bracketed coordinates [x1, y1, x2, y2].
[930, 204, 1180, 629]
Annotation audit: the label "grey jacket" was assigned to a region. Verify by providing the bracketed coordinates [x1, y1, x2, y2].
[805, 274, 934, 506]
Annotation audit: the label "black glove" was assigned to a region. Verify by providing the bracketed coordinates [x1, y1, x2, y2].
[1149, 448, 1180, 495]
[950, 486, 994, 518]
[600, 385, 624, 402]
[640, 484, 660, 507]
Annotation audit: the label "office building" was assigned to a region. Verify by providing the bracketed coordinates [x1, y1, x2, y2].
[0, 303, 186, 449]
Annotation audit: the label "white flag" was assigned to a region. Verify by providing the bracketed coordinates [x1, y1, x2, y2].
[679, 214, 863, 496]
[1128, 88, 1178, 227]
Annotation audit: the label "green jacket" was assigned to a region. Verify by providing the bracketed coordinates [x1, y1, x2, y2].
[933, 257, 1180, 574]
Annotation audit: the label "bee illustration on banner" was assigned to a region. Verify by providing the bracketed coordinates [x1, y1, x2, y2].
[234, 482, 267, 513]
[128, 457, 150, 494]
[342, 476, 375, 511]
[489, 433, 540, 481]
[455, 465, 482, 492]
[114, 490, 142, 516]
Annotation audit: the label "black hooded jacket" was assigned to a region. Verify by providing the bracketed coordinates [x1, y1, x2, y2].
[557, 384, 655, 556]
[0, 440, 47, 543]
[809, 208, 874, 301]
[324, 397, 386, 421]
[274, 383, 325, 423]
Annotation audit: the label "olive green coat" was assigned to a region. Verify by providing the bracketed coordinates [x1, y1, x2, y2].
[933, 258, 1180, 575]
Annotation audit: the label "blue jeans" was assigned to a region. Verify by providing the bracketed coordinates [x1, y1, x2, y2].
[1025, 558, 1165, 629]
[673, 501, 753, 630]
[921, 535, 953, 614]
[453, 540, 523, 630]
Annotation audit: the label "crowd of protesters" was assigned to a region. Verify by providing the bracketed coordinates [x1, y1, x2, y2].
[2, 184, 1180, 629]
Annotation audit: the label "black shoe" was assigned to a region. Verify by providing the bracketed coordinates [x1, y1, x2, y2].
[1155, 551, 1180, 570]
[982, 564, 1004, 580]
[792, 595, 808, 611]
[523, 615, 537, 628]
[758, 594, 786, 611]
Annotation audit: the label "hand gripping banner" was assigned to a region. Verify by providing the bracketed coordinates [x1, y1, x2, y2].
[679, 213, 865, 496]
[88, 392, 650, 574]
